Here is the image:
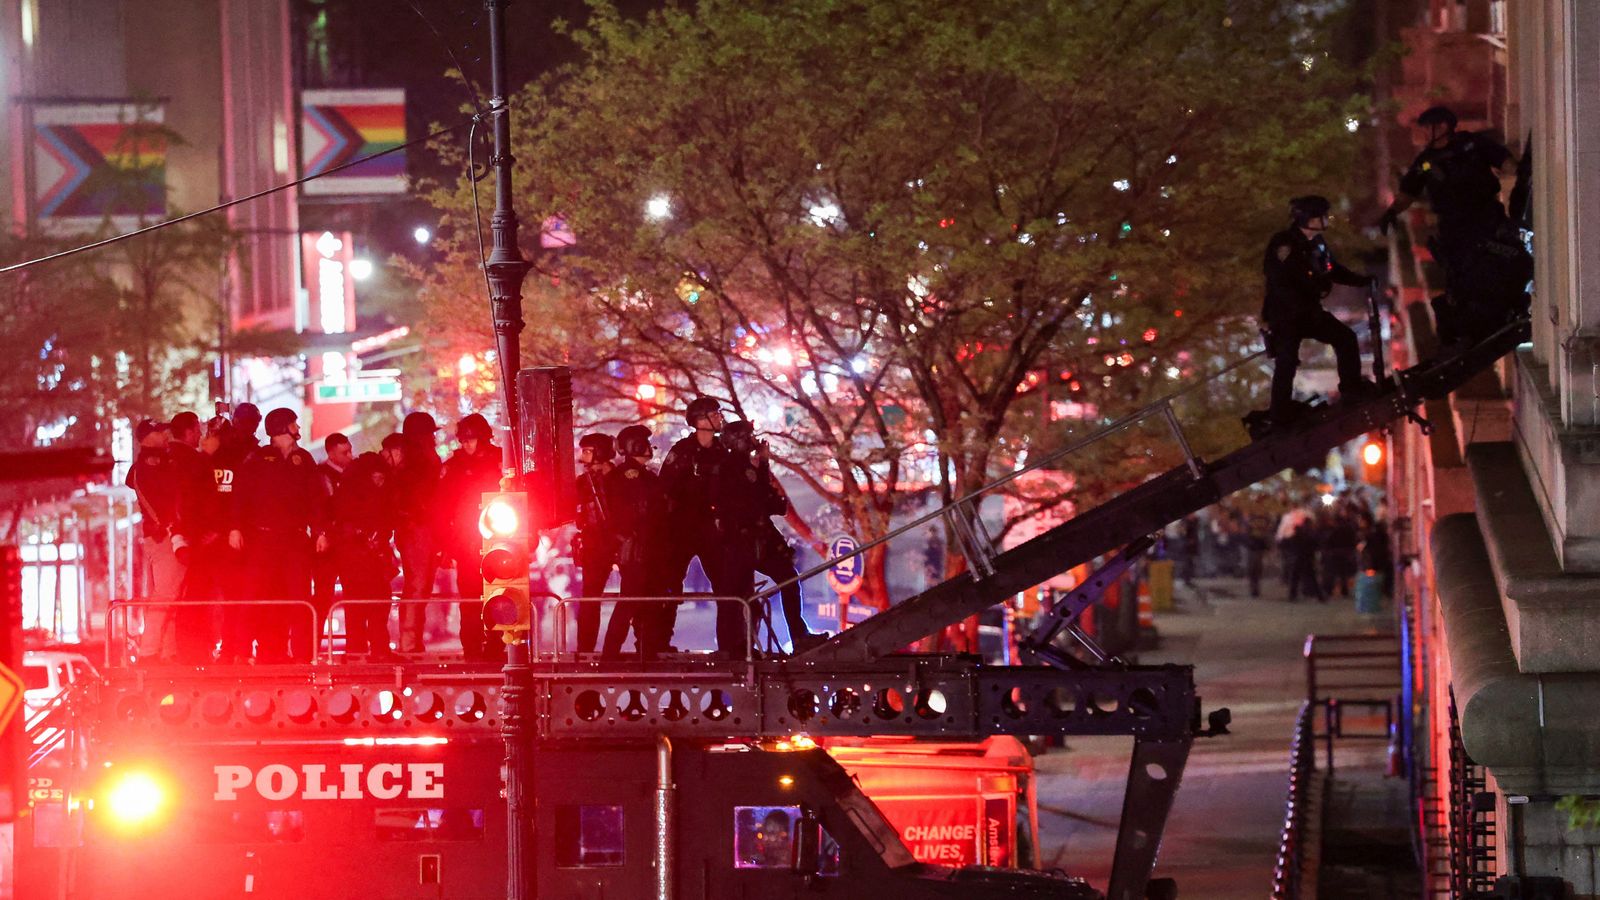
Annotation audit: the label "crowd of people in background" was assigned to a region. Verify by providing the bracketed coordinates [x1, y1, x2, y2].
[1170, 488, 1392, 607]
[122, 393, 828, 665]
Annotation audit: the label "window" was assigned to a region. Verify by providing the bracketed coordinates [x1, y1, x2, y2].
[555, 805, 625, 867]
[734, 806, 798, 869]
[21, 665, 49, 691]
[195, 810, 304, 843]
[733, 806, 840, 875]
[376, 808, 486, 842]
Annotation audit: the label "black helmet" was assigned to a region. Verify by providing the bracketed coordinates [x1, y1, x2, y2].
[403, 411, 438, 438]
[721, 419, 757, 454]
[1289, 195, 1331, 226]
[578, 432, 615, 461]
[684, 396, 721, 428]
[1416, 105, 1458, 129]
[616, 425, 653, 459]
[456, 413, 492, 442]
[233, 402, 262, 430]
[264, 407, 298, 438]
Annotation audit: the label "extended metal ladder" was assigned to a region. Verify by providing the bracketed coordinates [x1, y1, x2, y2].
[773, 317, 1529, 664]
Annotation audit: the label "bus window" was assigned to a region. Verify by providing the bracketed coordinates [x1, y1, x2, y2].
[555, 805, 624, 867]
[375, 808, 486, 841]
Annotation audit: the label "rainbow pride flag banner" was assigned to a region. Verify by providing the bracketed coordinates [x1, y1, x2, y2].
[30, 103, 167, 230]
[301, 89, 406, 196]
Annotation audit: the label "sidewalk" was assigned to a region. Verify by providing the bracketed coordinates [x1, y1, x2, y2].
[1033, 572, 1392, 899]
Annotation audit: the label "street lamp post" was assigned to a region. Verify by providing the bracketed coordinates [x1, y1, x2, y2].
[483, 2, 533, 900]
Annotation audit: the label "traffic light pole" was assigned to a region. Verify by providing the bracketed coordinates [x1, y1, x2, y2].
[484, 0, 529, 476]
[484, 2, 533, 899]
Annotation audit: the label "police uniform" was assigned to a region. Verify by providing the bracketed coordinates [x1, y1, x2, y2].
[573, 466, 620, 653]
[236, 443, 326, 661]
[126, 441, 184, 660]
[1397, 131, 1526, 339]
[392, 430, 442, 653]
[600, 456, 669, 656]
[1261, 226, 1368, 420]
[439, 440, 503, 660]
[332, 454, 397, 657]
[181, 434, 248, 660]
[311, 458, 347, 626]
[707, 448, 787, 655]
[1398, 130, 1512, 260]
[660, 433, 736, 651]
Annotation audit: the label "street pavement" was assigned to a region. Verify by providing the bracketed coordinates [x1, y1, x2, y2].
[1034, 572, 1392, 899]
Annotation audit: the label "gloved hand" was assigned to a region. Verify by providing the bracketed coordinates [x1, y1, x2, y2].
[1377, 208, 1399, 236]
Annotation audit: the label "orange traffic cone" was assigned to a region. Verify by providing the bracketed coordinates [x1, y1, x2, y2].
[1137, 579, 1155, 630]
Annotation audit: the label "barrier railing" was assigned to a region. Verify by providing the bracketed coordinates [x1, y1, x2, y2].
[320, 594, 558, 663]
[552, 595, 758, 663]
[105, 598, 320, 669]
[1272, 700, 1319, 899]
[1305, 632, 1401, 774]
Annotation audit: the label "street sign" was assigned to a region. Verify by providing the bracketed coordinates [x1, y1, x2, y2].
[314, 377, 401, 404]
[825, 534, 863, 597]
[0, 662, 22, 735]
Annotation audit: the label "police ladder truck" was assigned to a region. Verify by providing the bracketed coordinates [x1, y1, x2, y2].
[13, 307, 1527, 900]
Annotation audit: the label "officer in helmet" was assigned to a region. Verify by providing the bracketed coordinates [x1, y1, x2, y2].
[231, 407, 327, 661]
[659, 396, 740, 654]
[601, 425, 669, 656]
[1261, 195, 1375, 430]
[439, 414, 504, 661]
[1378, 105, 1521, 342]
[393, 411, 442, 653]
[717, 420, 829, 655]
[573, 432, 620, 654]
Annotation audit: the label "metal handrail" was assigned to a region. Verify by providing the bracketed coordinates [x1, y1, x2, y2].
[26, 680, 87, 768]
[105, 598, 320, 669]
[752, 348, 1270, 601]
[1272, 700, 1319, 899]
[319, 594, 557, 663]
[552, 595, 758, 662]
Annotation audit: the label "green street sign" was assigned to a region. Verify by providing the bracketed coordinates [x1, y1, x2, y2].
[315, 378, 401, 404]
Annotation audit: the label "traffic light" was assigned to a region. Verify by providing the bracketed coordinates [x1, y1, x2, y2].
[480, 491, 531, 642]
[1360, 436, 1385, 485]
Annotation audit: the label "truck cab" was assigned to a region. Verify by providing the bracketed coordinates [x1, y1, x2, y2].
[530, 740, 1095, 899]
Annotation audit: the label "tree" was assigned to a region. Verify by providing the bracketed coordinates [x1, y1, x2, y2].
[413, 0, 1367, 610]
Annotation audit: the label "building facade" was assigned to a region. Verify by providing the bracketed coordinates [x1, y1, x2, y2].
[1388, 0, 1600, 894]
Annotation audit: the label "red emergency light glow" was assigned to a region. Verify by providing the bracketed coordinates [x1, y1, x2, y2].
[103, 770, 168, 829]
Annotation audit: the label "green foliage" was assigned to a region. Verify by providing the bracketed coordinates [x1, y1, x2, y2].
[1558, 795, 1600, 831]
[413, 0, 1369, 591]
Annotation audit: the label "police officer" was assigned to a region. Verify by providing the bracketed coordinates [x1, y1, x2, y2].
[1262, 195, 1374, 430]
[126, 419, 182, 661]
[332, 452, 398, 658]
[439, 414, 503, 661]
[720, 421, 828, 654]
[312, 433, 354, 625]
[228, 402, 262, 456]
[182, 416, 250, 661]
[574, 432, 620, 654]
[660, 397, 737, 653]
[393, 412, 442, 654]
[231, 408, 327, 662]
[601, 425, 670, 657]
[1378, 105, 1523, 342]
